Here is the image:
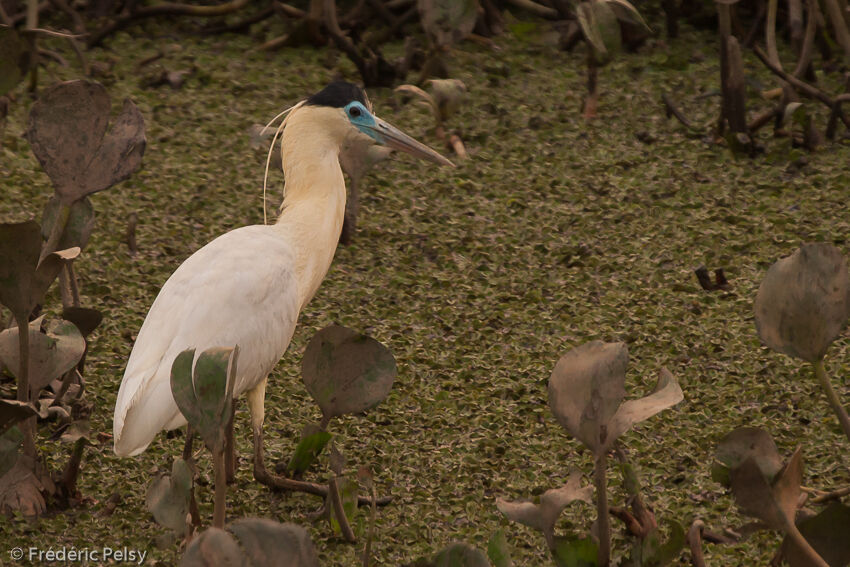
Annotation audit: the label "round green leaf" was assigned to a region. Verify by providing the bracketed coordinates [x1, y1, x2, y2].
[433, 542, 491, 567]
[180, 527, 245, 567]
[783, 502, 850, 567]
[26, 80, 146, 204]
[301, 325, 397, 419]
[146, 458, 193, 534]
[755, 243, 850, 362]
[0, 221, 79, 320]
[0, 318, 86, 397]
[548, 341, 628, 453]
[713, 427, 782, 488]
[228, 519, 319, 567]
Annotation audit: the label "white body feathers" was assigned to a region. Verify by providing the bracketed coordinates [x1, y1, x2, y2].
[113, 106, 349, 457]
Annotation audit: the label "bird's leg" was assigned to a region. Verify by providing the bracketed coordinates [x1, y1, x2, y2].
[225, 402, 237, 483]
[247, 378, 393, 506]
[248, 378, 296, 487]
[248, 378, 302, 490]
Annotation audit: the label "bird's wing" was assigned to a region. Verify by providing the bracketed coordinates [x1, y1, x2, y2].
[113, 225, 300, 456]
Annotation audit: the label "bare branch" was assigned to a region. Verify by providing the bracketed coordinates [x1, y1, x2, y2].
[506, 0, 559, 19]
[88, 0, 252, 47]
[688, 520, 706, 567]
[662, 93, 698, 131]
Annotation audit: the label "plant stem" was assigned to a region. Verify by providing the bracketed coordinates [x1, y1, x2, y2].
[40, 202, 71, 263]
[67, 262, 80, 307]
[329, 475, 356, 542]
[319, 413, 331, 431]
[687, 520, 707, 567]
[813, 359, 850, 444]
[58, 267, 73, 309]
[182, 425, 195, 462]
[15, 314, 36, 458]
[213, 448, 226, 528]
[224, 405, 236, 482]
[362, 481, 376, 567]
[26, 0, 39, 92]
[61, 437, 86, 495]
[594, 451, 611, 567]
[786, 522, 829, 567]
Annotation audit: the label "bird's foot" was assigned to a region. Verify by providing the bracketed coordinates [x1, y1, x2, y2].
[252, 428, 392, 506]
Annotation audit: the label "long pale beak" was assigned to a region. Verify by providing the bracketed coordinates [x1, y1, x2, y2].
[362, 116, 455, 167]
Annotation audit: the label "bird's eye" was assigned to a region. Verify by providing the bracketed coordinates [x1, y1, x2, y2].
[349, 106, 361, 118]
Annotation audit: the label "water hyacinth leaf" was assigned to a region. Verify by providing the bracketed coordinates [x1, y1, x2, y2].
[548, 341, 628, 453]
[605, 367, 683, 451]
[633, 521, 686, 566]
[0, 221, 80, 320]
[577, 2, 604, 57]
[0, 318, 86, 397]
[57, 420, 90, 444]
[487, 530, 513, 567]
[0, 426, 23, 478]
[577, 0, 621, 65]
[302, 325, 396, 419]
[552, 536, 598, 567]
[712, 427, 783, 487]
[146, 457, 193, 534]
[287, 424, 332, 476]
[783, 502, 850, 567]
[179, 527, 246, 567]
[433, 542, 491, 567]
[329, 443, 346, 476]
[228, 519, 320, 567]
[41, 196, 96, 251]
[0, 27, 29, 96]
[496, 471, 592, 537]
[754, 243, 850, 362]
[605, 0, 650, 31]
[61, 306, 103, 338]
[0, 401, 37, 436]
[418, 0, 479, 48]
[194, 347, 237, 450]
[26, 80, 146, 204]
[0, 221, 42, 317]
[0, 454, 53, 517]
[171, 349, 201, 427]
[729, 448, 803, 531]
[170, 347, 238, 453]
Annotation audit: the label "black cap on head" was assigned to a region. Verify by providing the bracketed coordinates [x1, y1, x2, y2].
[306, 81, 369, 109]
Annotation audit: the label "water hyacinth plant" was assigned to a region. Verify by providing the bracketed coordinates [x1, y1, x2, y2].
[754, 242, 850, 443]
[711, 427, 848, 567]
[494, 341, 683, 566]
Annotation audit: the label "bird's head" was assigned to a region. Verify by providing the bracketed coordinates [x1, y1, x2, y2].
[302, 81, 454, 167]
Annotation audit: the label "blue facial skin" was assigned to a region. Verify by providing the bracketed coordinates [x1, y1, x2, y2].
[344, 101, 383, 143]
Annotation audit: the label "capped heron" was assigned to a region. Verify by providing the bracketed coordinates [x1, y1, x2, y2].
[113, 82, 452, 483]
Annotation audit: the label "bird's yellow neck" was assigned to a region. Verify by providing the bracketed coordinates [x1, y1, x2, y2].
[274, 106, 347, 310]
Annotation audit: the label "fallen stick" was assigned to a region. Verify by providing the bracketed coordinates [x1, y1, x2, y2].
[662, 92, 699, 131]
